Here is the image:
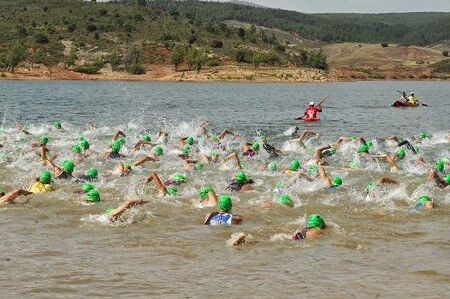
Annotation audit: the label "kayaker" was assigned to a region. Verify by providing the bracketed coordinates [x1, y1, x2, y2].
[297, 102, 322, 120]
[407, 92, 419, 105]
[399, 91, 408, 103]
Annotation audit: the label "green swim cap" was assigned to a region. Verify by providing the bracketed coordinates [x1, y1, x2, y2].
[199, 185, 214, 199]
[123, 162, 132, 169]
[290, 159, 300, 171]
[104, 207, 114, 215]
[111, 141, 121, 153]
[117, 136, 125, 145]
[82, 182, 94, 192]
[357, 144, 369, 153]
[278, 194, 293, 207]
[396, 148, 406, 159]
[71, 144, 82, 153]
[39, 170, 52, 184]
[328, 147, 337, 155]
[194, 162, 203, 170]
[418, 132, 427, 139]
[86, 189, 100, 202]
[366, 140, 373, 147]
[173, 173, 185, 183]
[186, 136, 194, 145]
[87, 167, 98, 178]
[442, 174, 450, 184]
[309, 164, 319, 172]
[210, 135, 218, 141]
[307, 213, 326, 229]
[251, 142, 260, 151]
[260, 136, 267, 141]
[209, 152, 218, 157]
[39, 135, 49, 145]
[435, 160, 444, 172]
[217, 195, 232, 212]
[0, 187, 5, 194]
[53, 121, 61, 128]
[350, 135, 357, 141]
[227, 145, 236, 153]
[62, 159, 75, 173]
[331, 176, 342, 186]
[153, 145, 163, 155]
[79, 139, 89, 150]
[235, 171, 247, 184]
[181, 144, 190, 155]
[348, 159, 358, 169]
[142, 135, 151, 142]
[365, 182, 376, 194]
[267, 161, 277, 171]
[78, 135, 85, 141]
[417, 195, 430, 204]
[166, 186, 178, 195]
[16, 136, 24, 142]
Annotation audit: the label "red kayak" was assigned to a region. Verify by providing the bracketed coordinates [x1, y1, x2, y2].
[391, 100, 419, 107]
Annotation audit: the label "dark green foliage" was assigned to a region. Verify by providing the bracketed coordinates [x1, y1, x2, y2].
[35, 33, 49, 44]
[381, 43, 389, 48]
[170, 43, 185, 71]
[73, 63, 101, 74]
[307, 49, 328, 70]
[211, 40, 223, 48]
[127, 63, 146, 74]
[443, 51, 449, 57]
[431, 59, 450, 73]
[7, 39, 26, 72]
[237, 27, 245, 37]
[109, 52, 122, 71]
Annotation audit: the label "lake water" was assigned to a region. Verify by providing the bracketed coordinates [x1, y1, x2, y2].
[0, 80, 449, 297]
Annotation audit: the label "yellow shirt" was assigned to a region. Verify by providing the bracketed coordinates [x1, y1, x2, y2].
[29, 181, 53, 194]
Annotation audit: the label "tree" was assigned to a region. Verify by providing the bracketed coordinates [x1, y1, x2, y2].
[252, 52, 263, 70]
[63, 47, 77, 68]
[187, 46, 208, 73]
[307, 49, 328, 70]
[109, 52, 121, 71]
[32, 47, 45, 65]
[170, 44, 185, 71]
[7, 40, 26, 72]
[237, 27, 245, 37]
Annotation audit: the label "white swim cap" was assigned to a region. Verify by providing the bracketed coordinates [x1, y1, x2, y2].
[410, 92, 414, 95]
[309, 102, 314, 106]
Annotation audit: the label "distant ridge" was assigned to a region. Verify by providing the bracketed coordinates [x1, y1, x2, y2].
[228, 0, 264, 8]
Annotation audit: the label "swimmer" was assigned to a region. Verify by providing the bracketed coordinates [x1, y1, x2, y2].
[242, 141, 259, 157]
[0, 187, 33, 204]
[15, 122, 31, 135]
[292, 213, 326, 240]
[108, 161, 132, 177]
[103, 199, 149, 222]
[226, 171, 254, 191]
[224, 152, 243, 170]
[45, 158, 75, 179]
[32, 135, 50, 165]
[131, 134, 154, 153]
[182, 160, 204, 171]
[28, 171, 54, 194]
[364, 176, 400, 201]
[260, 136, 282, 158]
[204, 195, 243, 225]
[198, 185, 218, 207]
[427, 160, 449, 188]
[288, 129, 319, 148]
[53, 121, 62, 130]
[282, 159, 301, 174]
[133, 145, 163, 166]
[261, 194, 294, 208]
[163, 173, 186, 187]
[76, 167, 98, 183]
[414, 195, 435, 209]
[318, 165, 342, 191]
[141, 172, 178, 196]
[103, 139, 125, 159]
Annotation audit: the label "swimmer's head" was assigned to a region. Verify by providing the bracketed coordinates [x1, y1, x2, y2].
[173, 173, 185, 183]
[278, 194, 293, 207]
[290, 159, 300, 171]
[79, 139, 89, 150]
[395, 148, 406, 159]
[82, 182, 94, 193]
[217, 195, 232, 212]
[309, 102, 314, 106]
[442, 174, 450, 184]
[78, 136, 85, 141]
[309, 164, 319, 172]
[39, 170, 52, 184]
[71, 144, 82, 153]
[87, 167, 98, 178]
[199, 185, 214, 199]
[366, 140, 373, 147]
[194, 162, 203, 170]
[142, 135, 151, 142]
[117, 136, 125, 145]
[103, 208, 114, 215]
[307, 213, 326, 229]
[365, 182, 376, 194]
[418, 132, 427, 139]
[153, 145, 163, 156]
[111, 141, 121, 153]
[357, 144, 369, 153]
[348, 159, 358, 169]
[0, 187, 5, 196]
[435, 160, 444, 173]
[417, 195, 430, 204]
[166, 186, 178, 195]
[350, 135, 357, 141]
[181, 144, 190, 155]
[86, 189, 100, 202]
[251, 142, 260, 151]
[235, 171, 247, 184]
[331, 176, 342, 186]
[185, 136, 194, 145]
[259, 136, 267, 142]
[53, 121, 61, 129]
[267, 161, 277, 171]
[16, 136, 24, 142]
[39, 135, 49, 145]
[123, 162, 132, 169]
[62, 159, 75, 174]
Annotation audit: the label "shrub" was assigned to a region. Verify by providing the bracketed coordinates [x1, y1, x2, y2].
[381, 43, 389, 48]
[73, 63, 101, 74]
[127, 63, 145, 74]
[35, 33, 49, 44]
[211, 40, 223, 48]
[443, 51, 449, 57]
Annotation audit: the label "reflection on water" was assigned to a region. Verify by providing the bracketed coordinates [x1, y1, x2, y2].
[0, 80, 449, 297]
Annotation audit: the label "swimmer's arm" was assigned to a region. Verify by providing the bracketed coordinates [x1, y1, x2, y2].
[112, 129, 126, 140]
[133, 155, 155, 166]
[231, 214, 243, 225]
[306, 228, 323, 239]
[386, 135, 400, 143]
[377, 177, 399, 185]
[45, 158, 62, 173]
[27, 178, 39, 191]
[202, 191, 218, 207]
[0, 189, 33, 203]
[108, 199, 147, 218]
[318, 165, 332, 187]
